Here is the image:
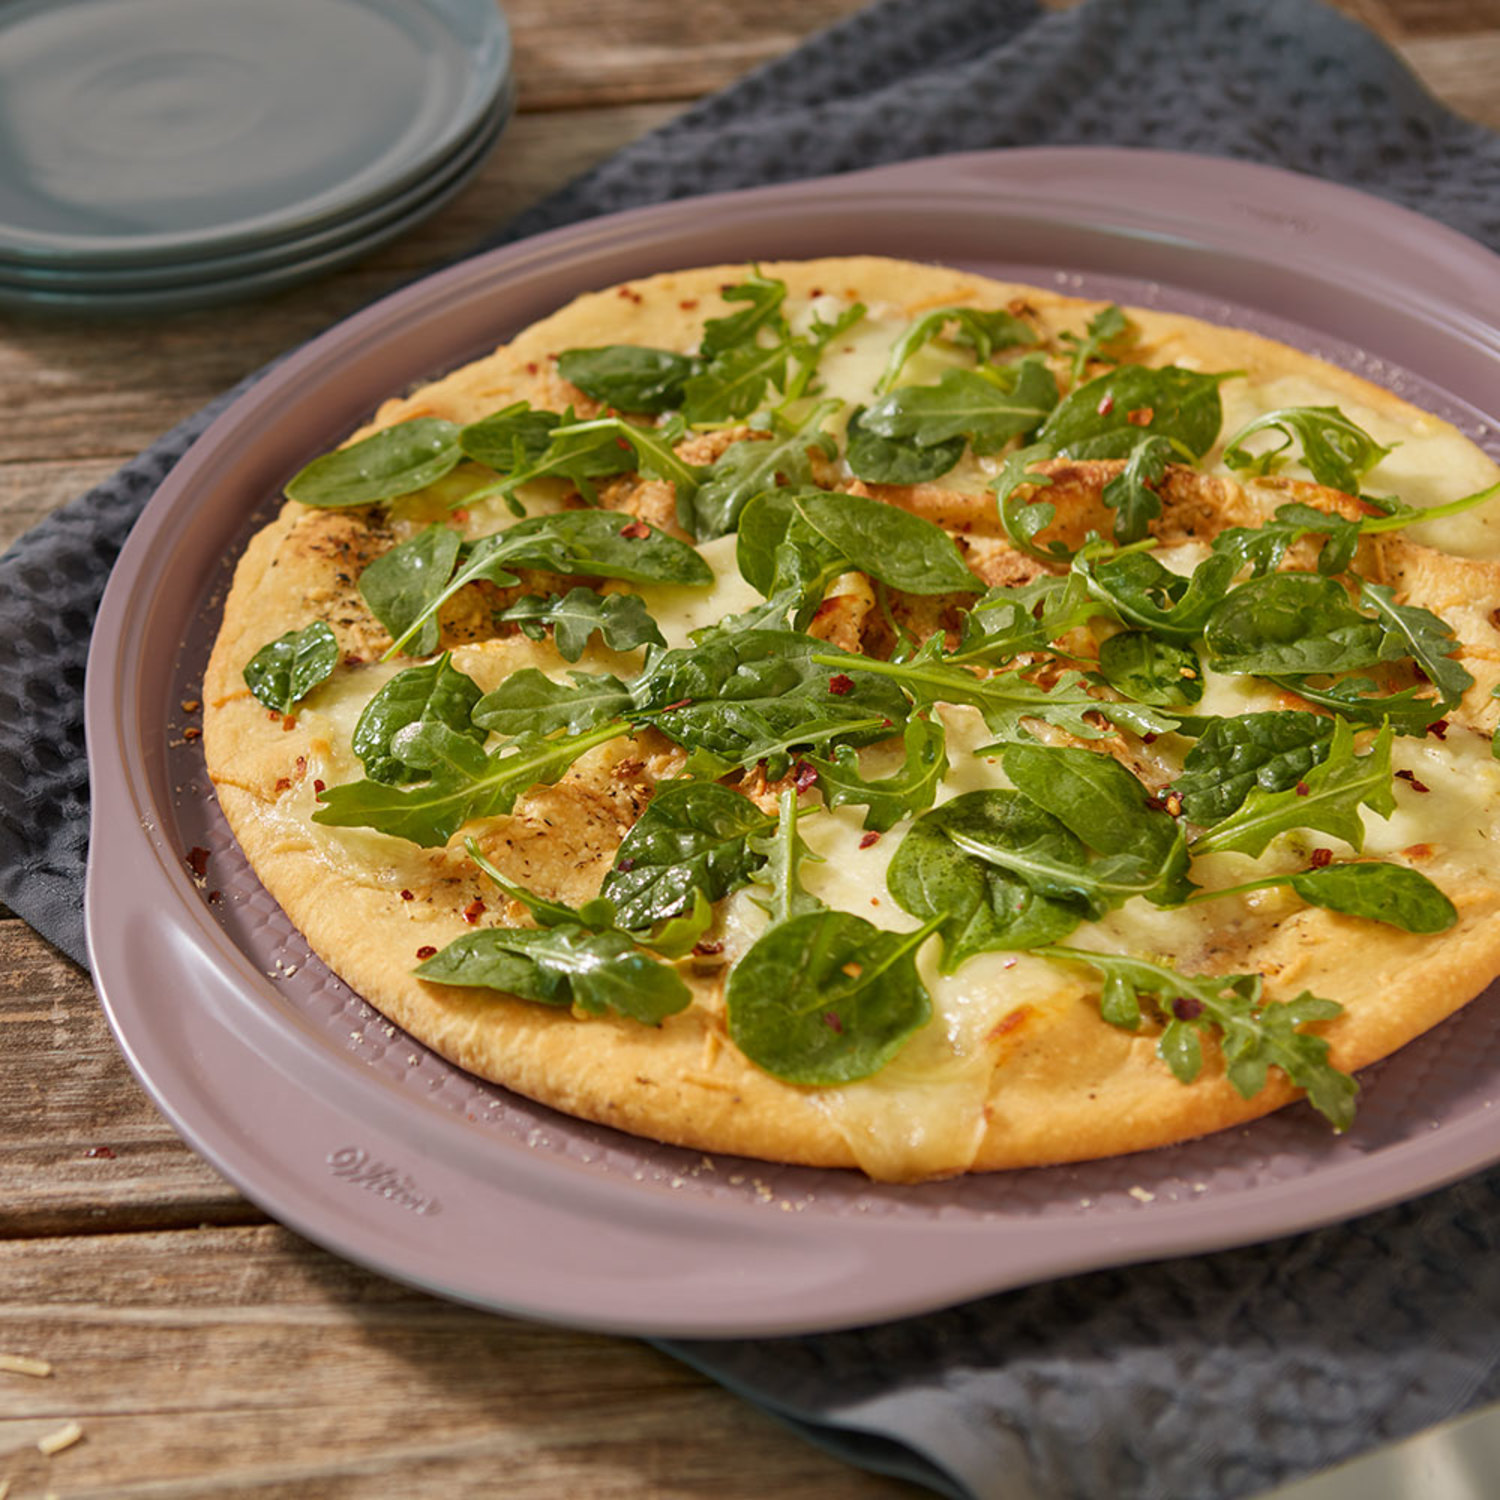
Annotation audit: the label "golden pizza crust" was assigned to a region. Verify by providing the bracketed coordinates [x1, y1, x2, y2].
[204, 257, 1500, 1181]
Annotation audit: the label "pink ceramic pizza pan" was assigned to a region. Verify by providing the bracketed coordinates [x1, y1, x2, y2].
[86, 148, 1500, 1338]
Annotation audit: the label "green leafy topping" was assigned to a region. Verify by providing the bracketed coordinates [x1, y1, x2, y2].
[358, 525, 462, 659]
[1036, 947, 1357, 1130]
[352, 653, 484, 784]
[496, 587, 665, 662]
[1211, 501, 1362, 578]
[1188, 859, 1457, 934]
[599, 781, 775, 929]
[471, 668, 631, 737]
[1057, 304, 1133, 384]
[286, 419, 462, 509]
[747, 789, 825, 922]
[242, 621, 339, 716]
[1222, 406, 1393, 493]
[1097, 631, 1203, 708]
[1191, 719, 1395, 859]
[875, 306, 1037, 394]
[457, 402, 560, 476]
[556, 346, 698, 413]
[809, 713, 949, 832]
[1358, 580, 1473, 711]
[1039, 365, 1232, 461]
[860, 354, 1059, 456]
[1173, 712, 1335, 825]
[845, 403, 965, 484]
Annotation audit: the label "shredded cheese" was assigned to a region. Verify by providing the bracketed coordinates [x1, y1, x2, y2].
[36, 1421, 83, 1457]
[0, 1353, 52, 1378]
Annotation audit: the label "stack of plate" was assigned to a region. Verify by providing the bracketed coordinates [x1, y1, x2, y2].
[0, 0, 514, 314]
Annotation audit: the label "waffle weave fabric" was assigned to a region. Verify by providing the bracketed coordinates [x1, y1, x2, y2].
[2, 2, 1497, 1497]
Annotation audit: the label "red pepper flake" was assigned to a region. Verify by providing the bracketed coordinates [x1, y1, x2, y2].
[416, 945, 438, 960]
[809, 287, 823, 297]
[313, 779, 326, 795]
[1126, 406, 1154, 427]
[186, 846, 210, 879]
[85, 1145, 116, 1160]
[616, 858, 638, 875]
[1171, 996, 1205, 1021]
[400, 889, 415, 901]
[1142, 732, 1159, 745]
[880, 717, 895, 728]
[828, 673, 854, 696]
[526, 361, 539, 375]
[822, 1011, 844, 1033]
[859, 831, 881, 849]
[267, 709, 281, 722]
[662, 698, 693, 712]
[679, 299, 699, 311]
[463, 898, 486, 925]
[274, 777, 292, 793]
[451, 508, 470, 523]
[619, 520, 652, 539]
[794, 760, 818, 792]
[1427, 719, 1449, 740]
[182, 725, 202, 741]
[1396, 769, 1431, 793]
[1096, 393, 1115, 417]
[1309, 848, 1333, 869]
[1295, 781, 1310, 797]
[282, 715, 297, 732]
[207, 890, 221, 905]
[295, 756, 307, 775]
[693, 939, 724, 957]
[344, 653, 364, 667]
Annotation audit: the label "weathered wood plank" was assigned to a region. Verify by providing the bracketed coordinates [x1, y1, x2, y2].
[0, 926, 255, 1237]
[0, 1226, 915, 1499]
[1400, 33, 1500, 126]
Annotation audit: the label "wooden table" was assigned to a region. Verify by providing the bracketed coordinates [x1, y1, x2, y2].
[3, 2, 1498, 1494]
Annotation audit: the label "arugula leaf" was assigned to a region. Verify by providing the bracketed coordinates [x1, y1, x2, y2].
[746, 788, 825, 922]
[686, 399, 840, 540]
[1191, 719, 1395, 858]
[471, 668, 631, 736]
[497, 587, 665, 662]
[285, 418, 462, 509]
[845, 403, 965, 484]
[809, 714, 949, 832]
[725, 910, 938, 1085]
[886, 793, 1085, 968]
[1359, 580, 1473, 711]
[698, 268, 788, 358]
[1100, 432, 1185, 544]
[682, 339, 791, 423]
[1266, 675, 1440, 733]
[875, 306, 1037, 394]
[1203, 572, 1396, 677]
[860, 355, 1059, 455]
[352, 653, 484, 784]
[1357, 477, 1500, 536]
[1211, 501, 1362, 578]
[479, 405, 638, 507]
[548, 415, 709, 507]
[1222, 406, 1393, 493]
[1036, 947, 1357, 1130]
[242, 621, 339, 716]
[1000, 742, 1193, 907]
[992, 442, 1068, 562]
[1057, 304, 1133, 384]
[1172, 711, 1335, 825]
[416, 924, 690, 1024]
[948, 572, 1101, 666]
[556, 346, 698, 413]
[633, 630, 909, 777]
[599, 781, 774, 929]
[312, 719, 629, 847]
[1040, 365, 1230, 461]
[359, 524, 463, 658]
[1097, 631, 1203, 708]
[457, 402, 560, 476]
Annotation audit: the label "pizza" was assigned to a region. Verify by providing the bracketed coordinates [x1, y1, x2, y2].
[202, 256, 1500, 1182]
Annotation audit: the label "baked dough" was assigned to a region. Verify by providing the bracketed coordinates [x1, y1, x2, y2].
[203, 257, 1500, 1181]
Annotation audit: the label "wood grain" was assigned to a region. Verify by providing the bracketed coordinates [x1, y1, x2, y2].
[2, 1, 1496, 1496]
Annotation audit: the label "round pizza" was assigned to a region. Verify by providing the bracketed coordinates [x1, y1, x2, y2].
[202, 256, 1500, 1182]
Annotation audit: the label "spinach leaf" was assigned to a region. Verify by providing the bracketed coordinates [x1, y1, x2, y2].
[1288, 861, 1456, 933]
[887, 793, 1085, 968]
[285, 418, 462, 509]
[1359, 580, 1473, 711]
[548, 415, 707, 508]
[809, 714, 949, 832]
[359, 524, 463, 658]
[1037, 947, 1357, 1130]
[1097, 631, 1203, 708]
[497, 587, 665, 662]
[725, 910, 937, 1085]
[471, 668, 631, 736]
[845, 404, 965, 484]
[875, 306, 1037, 394]
[746, 788, 824, 922]
[556, 346, 698, 413]
[416, 924, 689, 1024]
[457, 402, 560, 475]
[1172, 711, 1335, 825]
[686, 400, 840, 540]
[478, 406, 638, 507]
[1265, 675, 1441, 733]
[1000, 742, 1193, 907]
[311, 719, 629, 847]
[1222, 406, 1392, 493]
[860, 355, 1059, 456]
[599, 781, 774, 929]
[352, 653, 484, 784]
[1191, 719, 1395, 858]
[1203, 572, 1395, 677]
[632, 630, 909, 777]
[1040, 365, 1230, 461]
[242, 621, 339, 716]
[1058, 304, 1133, 384]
